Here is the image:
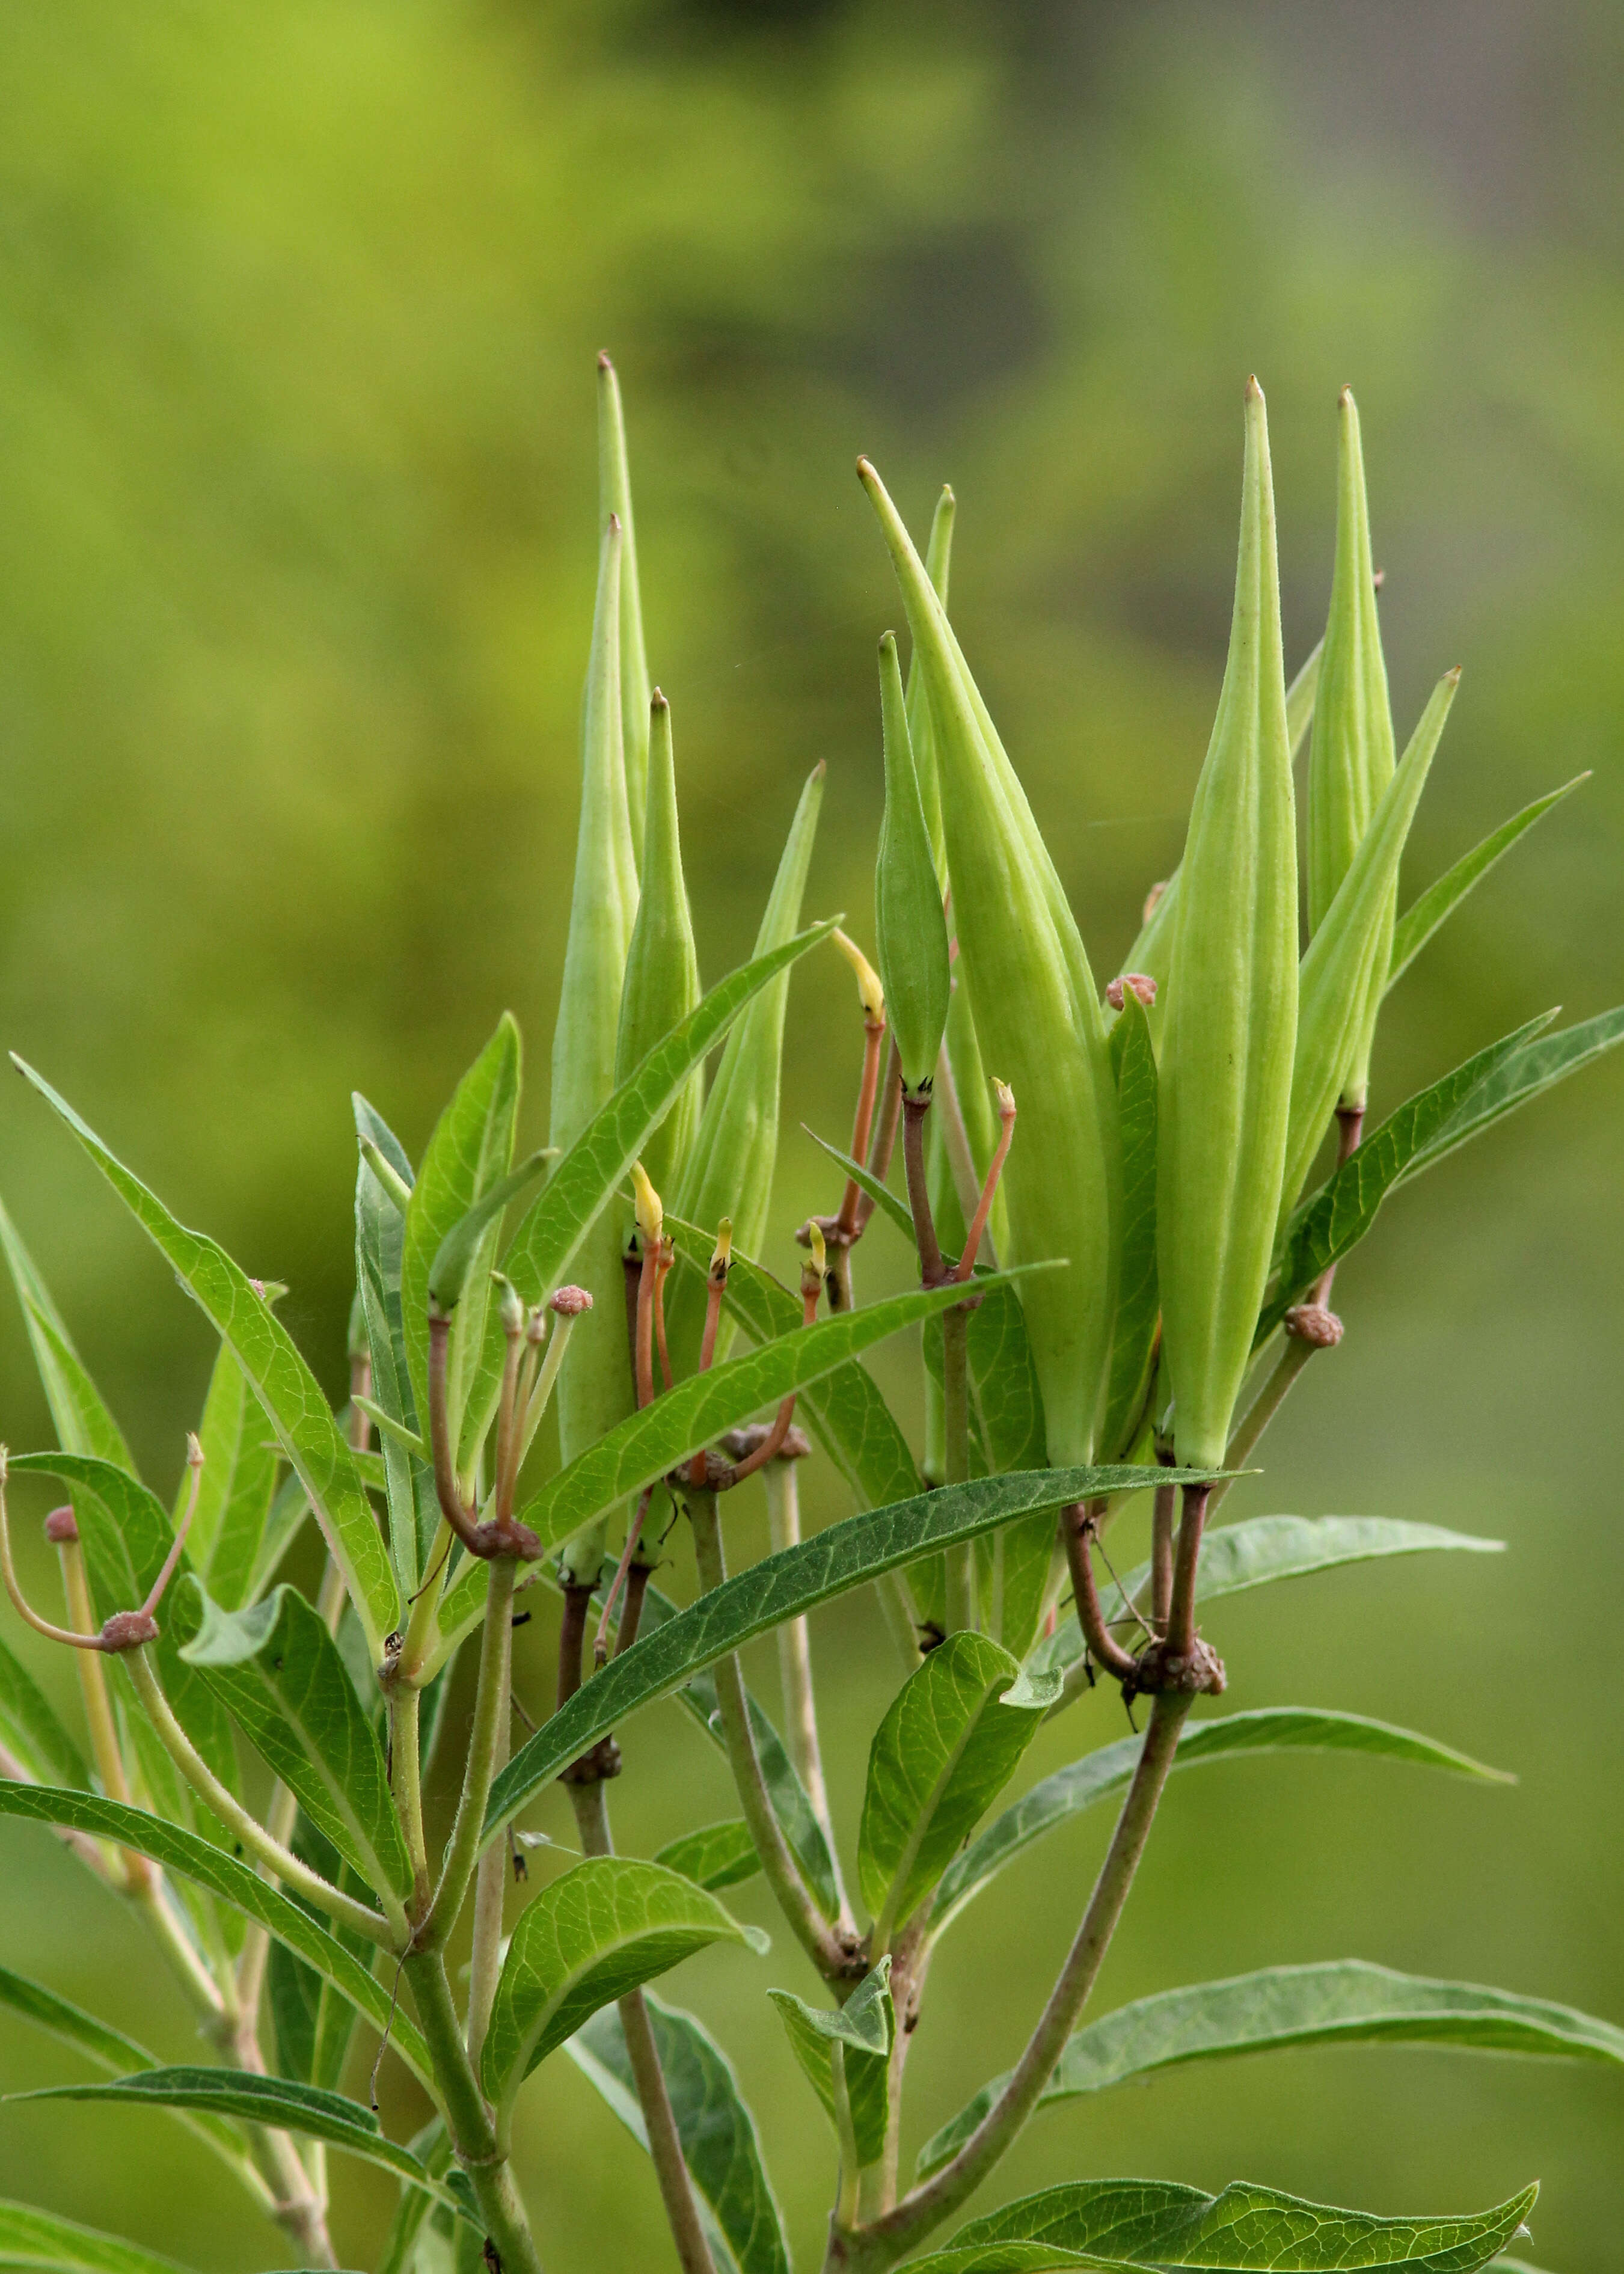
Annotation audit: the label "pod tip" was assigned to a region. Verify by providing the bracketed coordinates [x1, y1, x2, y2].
[856, 454, 876, 482]
[606, 510, 622, 536]
[597, 349, 614, 373]
[1244, 373, 1264, 403]
[1445, 663, 1462, 685]
[1338, 382, 1355, 408]
[651, 686, 669, 711]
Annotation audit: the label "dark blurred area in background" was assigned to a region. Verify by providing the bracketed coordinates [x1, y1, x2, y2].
[1, 3, 1619, 2266]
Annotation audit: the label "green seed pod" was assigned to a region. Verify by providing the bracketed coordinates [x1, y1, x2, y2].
[1308, 387, 1396, 1110]
[614, 690, 702, 1197]
[904, 485, 955, 875]
[859, 461, 1120, 1468]
[598, 352, 653, 871]
[1280, 665, 1459, 1218]
[550, 513, 640, 1482]
[1156, 378, 1299, 1471]
[666, 762, 825, 1368]
[875, 631, 951, 1098]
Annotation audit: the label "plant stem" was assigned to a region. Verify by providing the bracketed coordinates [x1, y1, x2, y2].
[1207, 1335, 1314, 1517]
[1150, 1477, 1176, 1632]
[1165, 1485, 1212, 1661]
[854, 1039, 904, 1237]
[406, 1948, 544, 2274]
[835, 1692, 1190, 2272]
[762, 1457, 850, 1924]
[423, 1555, 515, 1952]
[464, 1683, 511, 2066]
[687, 1490, 855, 1985]
[400, 1515, 455, 1685]
[1060, 1501, 1138, 1684]
[901, 1096, 946, 1288]
[942, 1306, 975, 1632]
[392, 1683, 431, 1914]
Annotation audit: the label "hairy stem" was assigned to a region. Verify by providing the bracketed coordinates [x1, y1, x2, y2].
[406, 1949, 544, 2274]
[1061, 1501, 1138, 1683]
[464, 1675, 512, 2064]
[391, 1684, 431, 1914]
[423, 1555, 515, 1952]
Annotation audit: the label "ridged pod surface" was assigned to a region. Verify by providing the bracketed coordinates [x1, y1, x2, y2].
[875, 630, 951, 1098]
[1156, 379, 1298, 1470]
[596, 353, 652, 870]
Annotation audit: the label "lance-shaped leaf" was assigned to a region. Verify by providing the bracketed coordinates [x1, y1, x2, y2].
[11, 2068, 468, 2210]
[354, 1097, 437, 1601]
[0, 1782, 429, 2085]
[183, 1338, 281, 1613]
[567, 1994, 791, 2274]
[176, 1580, 412, 1902]
[655, 1819, 760, 1893]
[1257, 1012, 1557, 1340]
[859, 1632, 1058, 1944]
[427, 1147, 552, 1316]
[598, 352, 652, 869]
[1156, 378, 1298, 1469]
[667, 764, 826, 1373]
[616, 690, 702, 1198]
[0, 2199, 204, 2274]
[480, 1858, 753, 2135]
[666, 1213, 921, 1516]
[515, 1267, 1044, 1551]
[0, 1195, 135, 1474]
[919, 1960, 1623, 2175]
[933, 1708, 1510, 1941]
[767, 1958, 893, 2169]
[485, 1462, 1213, 1840]
[1102, 987, 1159, 1461]
[1387, 775, 1587, 994]
[266, 1814, 373, 2091]
[876, 629, 951, 1095]
[944, 2177, 1539, 2274]
[9, 1057, 399, 1660]
[1397, 1005, 1624, 1181]
[0, 1632, 90, 1788]
[1279, 669, 1457, 1219]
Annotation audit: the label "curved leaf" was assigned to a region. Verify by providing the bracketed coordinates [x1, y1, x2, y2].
[0, 1634, 90, 1789]
[481, 1857, 753, 2131]
[485, 1462, 1213, 1841]
[177, 1580, 411, 1902]
[183, 1340, 281, 1614]
[933, 1708, 1510, 1940]
[801, 1127, 913, 1242]
[566, 1994, 791, 2274]
[429, 1150, 553, 1315]
[654, 1819, 761, 1894]
[0, 1197, 135, 1475]
[859, 1634, 1056, 1941]
[1387, 775, 1587, 992]
[767, 1958, 893, 2169]
[1397, 1005, 1624, 1181]
[0, 2199, 198, 2273]
[0, 1783, 427, 2086]
[9, 1057, 399, 1660]
[920, 1960, 1623, 2175]
[503, 919, 842, 1310]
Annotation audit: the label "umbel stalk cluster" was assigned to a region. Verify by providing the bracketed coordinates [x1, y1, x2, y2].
[1, 361, 1619, 2274]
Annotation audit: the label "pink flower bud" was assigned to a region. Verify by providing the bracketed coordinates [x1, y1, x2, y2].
[550, 1285, 593, 1317]
[1284, 1302, 1344, 1348]
[43, 1506, 79, 1545]
[1106, 973, 1158, 1012]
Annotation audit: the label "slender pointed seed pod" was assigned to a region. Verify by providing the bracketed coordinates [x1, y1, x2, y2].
[667, 764, 826, 1368]
[597, 352, 652, 869]
[904, 485, 956, 874]
[875, 631, 951, 1098]
[1156, 378, 1299, 1470]
[1280, 666, 1459, 1219]
[1308, 387, 1397, 1110]
[615, 691, 702, 1197]
[859, 460, 1120, 1466]
[550, 513, 640, 1531]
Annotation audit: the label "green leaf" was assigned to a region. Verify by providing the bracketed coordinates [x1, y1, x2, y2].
[9, 2068, 464, 2208]
[480, 1857, 754, 2135]
[566, 1994, 791, 2274]
[354, 1097, 438, 1602]
[427, 1149, 553, 1316]
[10, 1057, 400, 1661]
[0, 1634, 90, 1789]
[486, 1463, 1212, 1841]
[1257, 1013, 1556, 1340]
[0, 1783, 429, 2086]
[1397, 1005, 1624, 1181]
[0, 1198, 136, 1475]
[932, 1708, 1511, 1940]
[1102, 989, 1159, 1461]
[515, 1267, 1046, 1552]
[945, 2177, 1539, 2273]
[859, 1632, 1056, 1942]
[0, 2198, 200, 2273]
[245, 1469, 317, 1606]
[183, 1338, 281, 1613]
[921, 1958, 1624, 2174]
[176, 1580, 412, 1902]
[766, 1958, 893, 2169]
[801, 1127, 914, 1242]
[1387, 776, 1587, 993]
[654, 1819, 761, 1893]
[666, 1215, 921, 1515]
[891, 2246, 1114, 2272]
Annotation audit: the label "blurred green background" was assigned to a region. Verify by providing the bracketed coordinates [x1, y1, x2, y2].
[1, 0, 1620, 2266]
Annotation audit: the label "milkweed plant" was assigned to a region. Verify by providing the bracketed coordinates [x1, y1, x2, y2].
[1, 359, 1619, 2274]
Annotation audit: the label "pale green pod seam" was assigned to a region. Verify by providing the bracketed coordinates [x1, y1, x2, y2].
[665, 762, 826, 1370]
[904, 485, 955, 875]
[614, 691, 702, 1198]
[875, 630, 951, 1096]
[598, 352, 652, 872]
[550, 513, 639, 1471]
[1280, 666, 1459, 1219]
[859, 459, 1120, 1467]
[1156, 378, 1299, 1471]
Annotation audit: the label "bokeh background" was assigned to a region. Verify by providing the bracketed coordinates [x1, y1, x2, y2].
[1, 1, 1620, 2266]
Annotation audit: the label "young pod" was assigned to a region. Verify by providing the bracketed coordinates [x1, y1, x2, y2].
[859, 462, 1120, 1467]
[615, 691, 702, 1197]
[904, 485, 955, 875]
[1156, 378, 1298, 1470]
[875, 630, 951, 1099]
[597, 352, 653, 869]
[1308, 387, 1396, 1110]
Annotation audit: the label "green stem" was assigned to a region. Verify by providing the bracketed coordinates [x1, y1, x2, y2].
[406, 1949, 544, 2274]
[763, 1457, 849, 1925]
[941, 1305, 974, 1632]
[400, 1516, 455, 1686]
[687, 1490, 854, 1985]
[464, 1674, 511, 2065]
[422, 1555, 515, 1952]
[1207, 1334, 1314, 1517]
[392, 1684, 431, 1916]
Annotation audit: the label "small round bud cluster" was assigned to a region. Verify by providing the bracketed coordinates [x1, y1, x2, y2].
[1106, 973, 1158, 1012]
[1284, 1302, 1344, 1348]
[99, 1608, 161, 1652]
[43, 1506, 79, 1545]
[550, 1285, 593, 1316]
[720, 1422, 811, 1463]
